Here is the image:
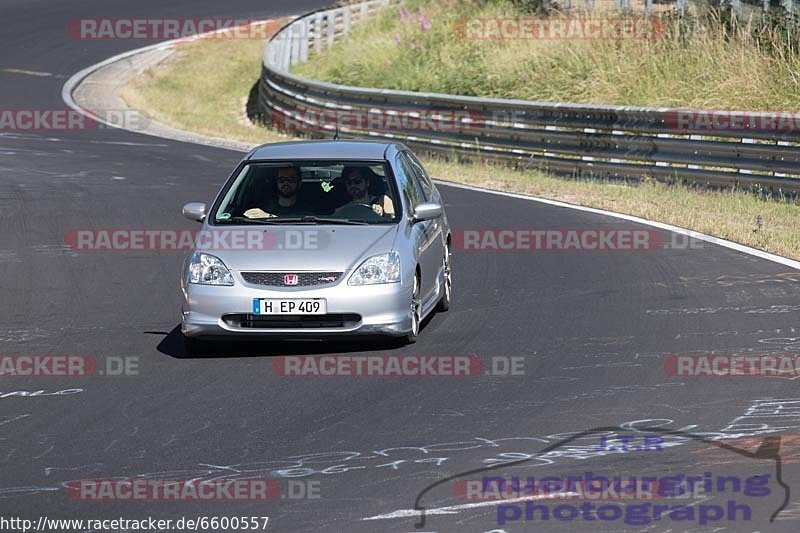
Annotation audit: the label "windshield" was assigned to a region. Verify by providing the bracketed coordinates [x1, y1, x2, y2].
[211, 160, 399, 225]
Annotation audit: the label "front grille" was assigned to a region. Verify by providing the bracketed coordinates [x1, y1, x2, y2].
[241, 271, 343, 287]
[224, 313, 361, 329]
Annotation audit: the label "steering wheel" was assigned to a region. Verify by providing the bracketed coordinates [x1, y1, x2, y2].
[335, 203, 384, 221]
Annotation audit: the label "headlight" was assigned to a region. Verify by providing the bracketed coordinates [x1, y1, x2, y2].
[186, 252, 234, 286]
[348, 252, 401, 285]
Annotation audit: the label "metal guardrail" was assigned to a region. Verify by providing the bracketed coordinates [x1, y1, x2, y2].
[259, 0, 800, 194]
[264, 0, 394, 71]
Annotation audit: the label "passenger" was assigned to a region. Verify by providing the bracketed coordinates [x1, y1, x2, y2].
[244, 166, 305, 218]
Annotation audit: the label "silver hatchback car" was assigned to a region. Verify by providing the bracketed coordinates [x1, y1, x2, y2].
[180, 140, 452, 351]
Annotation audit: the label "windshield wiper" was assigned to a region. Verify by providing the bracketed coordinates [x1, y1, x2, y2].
[262, 216, 370, 225]
[214, 217, 282, 225]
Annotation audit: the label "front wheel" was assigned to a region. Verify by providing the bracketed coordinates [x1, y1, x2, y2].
[405, 271, 421, 344]
[436, 242, 452, 312]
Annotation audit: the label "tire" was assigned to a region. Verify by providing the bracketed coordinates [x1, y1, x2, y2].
[436, 242, 452, 312]
[405, 271, 421, 344]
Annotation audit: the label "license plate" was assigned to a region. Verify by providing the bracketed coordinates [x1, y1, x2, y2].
[252, 298, 327, 315]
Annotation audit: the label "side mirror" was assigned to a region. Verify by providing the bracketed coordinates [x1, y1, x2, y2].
[412, 202, 443, 223]
[182, 202, 207, 222]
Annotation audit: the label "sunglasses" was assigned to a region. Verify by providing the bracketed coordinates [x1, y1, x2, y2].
[345, 177, 365, 185]
[277, 176, 299, 183]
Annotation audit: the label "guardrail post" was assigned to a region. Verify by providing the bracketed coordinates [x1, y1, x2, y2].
[264, 42, 274, 68]
[327, 12, 336, 47]
[740, 138, 755, 174]
[563, 0, 571, 9]
[688, 135, 701, 169]
[314, 13, 323, 53]
[284, 25, 292, 66]
[300, 20, 310, 62]
[290, 23, 301, 66]
[275, 41, 283, 68]
[267, 40, 275, 69]
[282, 31, 292, 70]
[677, 0, 686, 15]
[776, 141, 790, 176]
[645, 0, 653, 14]
[343, 8, 352, 34]
[271, 37, 280, 70]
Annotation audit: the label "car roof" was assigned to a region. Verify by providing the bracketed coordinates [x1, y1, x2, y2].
[247, 140, 402, 161]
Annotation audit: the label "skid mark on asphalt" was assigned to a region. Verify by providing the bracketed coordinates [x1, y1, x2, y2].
[662, 272, 800, 288]
[0, 414, 30, 428]
[30, 244, 79, 258]
[646, 304, 800, 315]
[692, 433, 800, 466]
[775, 500, 800, 520]
[1, 68, 52, 77]
[559, 361, 641, 371]
[675, 326, 800, 340]
[0, 250, 21, 263]
[0, 486, 61, 496]
[0, 389, 83, 398]
[548, 383, 688, 404]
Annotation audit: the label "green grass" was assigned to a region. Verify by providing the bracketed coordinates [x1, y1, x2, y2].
[294, 0, 800, 110]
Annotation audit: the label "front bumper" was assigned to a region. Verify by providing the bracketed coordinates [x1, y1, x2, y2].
[181, 274, 412, 338]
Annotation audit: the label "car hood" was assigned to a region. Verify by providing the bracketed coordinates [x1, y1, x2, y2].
[196, 224, 399, 272]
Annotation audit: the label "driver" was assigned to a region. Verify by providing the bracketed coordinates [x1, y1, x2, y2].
[336, 166, 395, 217]
[244, 166, 306, 218]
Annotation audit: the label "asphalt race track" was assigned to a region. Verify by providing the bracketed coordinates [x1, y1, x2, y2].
[2, 0, 800, 532]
